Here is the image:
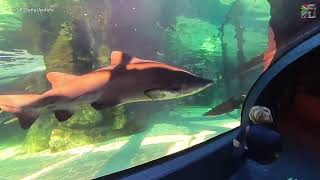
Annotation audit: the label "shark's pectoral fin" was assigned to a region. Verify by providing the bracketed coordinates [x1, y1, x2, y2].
[144, 89, 167, 100]
[54, 110, 74, 122]
[91, 100, 119, 110]
[15, 111, 39, 129]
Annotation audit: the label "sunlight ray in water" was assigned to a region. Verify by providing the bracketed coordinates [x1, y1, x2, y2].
[220, 121, 241, 129]
[141, 135, 191, 145]
[67, 145, 94, 155]
[189, 130, 216, 146]
[21, 154, 83, 180]
[0, 145, 21, 160]
[92, 140, 129, 153]
[166, 130, 216, 155]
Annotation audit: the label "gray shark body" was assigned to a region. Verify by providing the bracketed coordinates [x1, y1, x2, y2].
[0, 51, 213, 129]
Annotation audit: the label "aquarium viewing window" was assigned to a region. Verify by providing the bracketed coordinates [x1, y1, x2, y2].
[0, 0, 271, 179]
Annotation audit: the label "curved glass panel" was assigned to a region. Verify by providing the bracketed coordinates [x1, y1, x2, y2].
[0, 0, 270, 179]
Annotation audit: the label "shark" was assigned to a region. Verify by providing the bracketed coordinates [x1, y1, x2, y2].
[0, 51, 213, 129]
[203, 95, 246, 117]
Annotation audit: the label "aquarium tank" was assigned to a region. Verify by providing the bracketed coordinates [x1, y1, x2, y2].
[0, 0, 271, 179]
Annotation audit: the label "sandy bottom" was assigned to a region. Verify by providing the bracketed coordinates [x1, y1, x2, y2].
[0, 106, 240, 180]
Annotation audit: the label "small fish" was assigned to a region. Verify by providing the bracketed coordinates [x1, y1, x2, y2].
[155, 21, 175, 32]
[156, 51, 165, 56]
[3, 117, 18, 125]
[0, 111, 18, 125]
[203, 95, 246, 116]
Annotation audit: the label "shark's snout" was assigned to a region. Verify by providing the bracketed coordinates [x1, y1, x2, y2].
[184, 77, 214, 96]
[198, 78, 214, 88]
[191, 77, 214, 90]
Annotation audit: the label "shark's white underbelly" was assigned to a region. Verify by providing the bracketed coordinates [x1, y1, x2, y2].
[44, 91, 103, 112]
[120, 91, 151, 105]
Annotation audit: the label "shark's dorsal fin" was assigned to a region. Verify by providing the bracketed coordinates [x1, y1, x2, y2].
[46, 72, 79, 88]
[111, 51, 133, 66]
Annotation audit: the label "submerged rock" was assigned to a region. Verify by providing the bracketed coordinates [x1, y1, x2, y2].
[23, 115, 58, 153]
[63, 106, 103, 128]
[48, 106, 102, 151]
[112, 106, 127, 130]
[49, 127, 107, 152]
[47, 106, 130, 152]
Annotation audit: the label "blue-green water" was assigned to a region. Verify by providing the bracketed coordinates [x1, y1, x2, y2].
[0, 50, 45, 83]
[0, 0, 270, 179]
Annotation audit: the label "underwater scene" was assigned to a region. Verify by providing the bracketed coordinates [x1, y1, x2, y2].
[0, 0, 271, 179]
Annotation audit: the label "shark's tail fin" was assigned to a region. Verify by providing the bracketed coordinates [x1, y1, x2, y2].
[0, 94, 41, 129]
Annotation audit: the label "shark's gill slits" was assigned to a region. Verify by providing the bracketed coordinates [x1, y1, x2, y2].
[182, 84, 187, 94]
[185, 84, 189, 93]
